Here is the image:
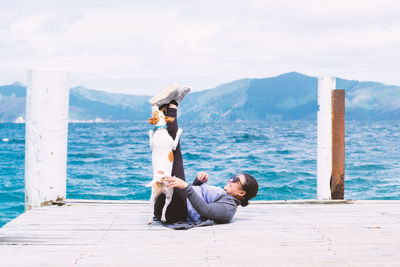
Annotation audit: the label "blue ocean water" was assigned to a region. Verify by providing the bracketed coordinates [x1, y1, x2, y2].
[1, 120, 400, 227]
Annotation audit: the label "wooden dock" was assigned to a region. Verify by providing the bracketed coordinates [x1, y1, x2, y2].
[1, 200, 400, 266]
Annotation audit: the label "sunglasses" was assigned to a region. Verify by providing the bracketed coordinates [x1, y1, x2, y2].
[229, 175, 245, 190]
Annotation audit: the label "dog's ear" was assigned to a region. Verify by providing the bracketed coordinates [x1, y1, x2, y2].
[148, 118, 156, 124]
[148, 111, 160, 125]
[164, 116, 175, 123]
[148, 117, 159, 125]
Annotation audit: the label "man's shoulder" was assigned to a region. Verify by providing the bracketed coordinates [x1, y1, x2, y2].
[216, 193, 241, 206]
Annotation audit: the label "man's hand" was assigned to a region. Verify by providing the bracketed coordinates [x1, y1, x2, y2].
[196, 171, 209, 183]
[164, 176, 188, 189]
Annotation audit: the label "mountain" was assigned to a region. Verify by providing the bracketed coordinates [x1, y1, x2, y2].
[179, 72, 400, 121]
[0, 83, 26, 122]
[0, 84, 151, 122]
[179, 72, 318, 121]
[0, 72, 399, 122]
[69, 87, 149, 121]
[337, 78, 400, 120]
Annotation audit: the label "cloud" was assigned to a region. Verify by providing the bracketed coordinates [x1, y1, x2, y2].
[1, 0, 400, 95]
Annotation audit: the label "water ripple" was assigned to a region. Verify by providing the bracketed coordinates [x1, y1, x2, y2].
[1, 120, 400, 227]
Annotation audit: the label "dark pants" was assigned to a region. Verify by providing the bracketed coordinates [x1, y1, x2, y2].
[154, 107, 188, 223]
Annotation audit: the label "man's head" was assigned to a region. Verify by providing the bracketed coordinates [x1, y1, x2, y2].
[224, 173, 258, 207]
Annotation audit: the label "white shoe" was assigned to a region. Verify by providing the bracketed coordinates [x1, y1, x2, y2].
[149, 84, 181, 107]
[172, 86, 191, 105]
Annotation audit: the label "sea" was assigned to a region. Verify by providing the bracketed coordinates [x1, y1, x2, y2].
[1, 120, 400, 227]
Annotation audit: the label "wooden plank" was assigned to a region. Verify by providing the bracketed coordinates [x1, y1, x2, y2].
[331, 89, 345, 199]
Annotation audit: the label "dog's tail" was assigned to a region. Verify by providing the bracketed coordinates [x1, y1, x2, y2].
[146, 176, 167, 187]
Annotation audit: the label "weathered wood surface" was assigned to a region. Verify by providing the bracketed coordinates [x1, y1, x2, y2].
[1, 201, 400, 266]
[331, 89, 345, 199]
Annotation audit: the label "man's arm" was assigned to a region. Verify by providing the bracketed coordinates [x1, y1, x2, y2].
[192, 177, 204, 186]
[192, 171, 209, 186]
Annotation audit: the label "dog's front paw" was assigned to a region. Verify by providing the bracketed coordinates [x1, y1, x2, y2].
[161, 215, 166, 223]
[147, 219, 153, 225]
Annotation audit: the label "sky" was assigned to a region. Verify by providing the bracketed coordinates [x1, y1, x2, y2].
[1, 0, 400, 95]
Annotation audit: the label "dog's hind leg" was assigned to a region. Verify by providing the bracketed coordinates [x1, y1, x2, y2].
[171, 128, 183, 150]
[148, 190, 158, 224]
[161, 191, 173, 223]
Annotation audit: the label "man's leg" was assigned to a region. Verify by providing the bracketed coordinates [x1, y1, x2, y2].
[165, 105, 185, 180]
[154, 104, 188, 222]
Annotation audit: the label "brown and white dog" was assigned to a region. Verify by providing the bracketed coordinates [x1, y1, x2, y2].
[146, 105, 182, 224]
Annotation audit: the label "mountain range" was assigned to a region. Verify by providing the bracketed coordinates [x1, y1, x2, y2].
[0, 72, 399, 122]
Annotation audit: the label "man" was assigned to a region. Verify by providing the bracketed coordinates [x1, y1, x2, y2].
[150, 84, 259, 224]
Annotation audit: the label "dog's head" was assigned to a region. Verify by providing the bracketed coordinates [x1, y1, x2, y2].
[148, 105, 175, 126]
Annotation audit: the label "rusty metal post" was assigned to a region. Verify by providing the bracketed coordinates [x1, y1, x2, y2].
[331, 90, 345, 199]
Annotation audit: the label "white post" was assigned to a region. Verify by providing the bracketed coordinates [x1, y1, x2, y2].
[25, 69, 69, 210]
[317, 77, 335, 200]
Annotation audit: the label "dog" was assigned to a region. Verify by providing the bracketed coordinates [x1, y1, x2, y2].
[146, 105, 182, 224]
